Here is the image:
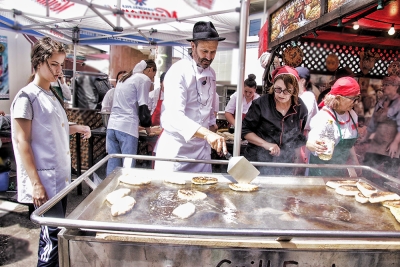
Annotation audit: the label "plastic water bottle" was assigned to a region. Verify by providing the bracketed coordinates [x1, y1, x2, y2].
[318, 119, 335, 161]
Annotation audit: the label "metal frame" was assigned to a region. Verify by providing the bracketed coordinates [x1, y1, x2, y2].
[31, 153, 400, 240]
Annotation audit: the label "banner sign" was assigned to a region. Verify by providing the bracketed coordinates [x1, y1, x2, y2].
[270, 0, 321, 42]
[0, 35, 8, 100]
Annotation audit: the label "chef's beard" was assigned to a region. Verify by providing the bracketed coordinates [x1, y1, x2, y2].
[193, 52, 213, 69]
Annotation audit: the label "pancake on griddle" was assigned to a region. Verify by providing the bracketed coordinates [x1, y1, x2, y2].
[228, 183, 258, 192]
[192, 176, 218, 185]
[389, 206, 400, 223]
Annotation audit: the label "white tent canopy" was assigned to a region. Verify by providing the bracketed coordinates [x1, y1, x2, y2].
[0, 0, 241, 49]
[0, 0, 250, 156]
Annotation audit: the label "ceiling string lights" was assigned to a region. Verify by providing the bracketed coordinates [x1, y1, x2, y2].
[353, 21, 360, 30]
[388, 24, 395, 35]
[362, 17, 397, 36]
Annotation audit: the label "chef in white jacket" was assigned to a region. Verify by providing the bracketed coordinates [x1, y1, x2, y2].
[155, 21, 227, 172]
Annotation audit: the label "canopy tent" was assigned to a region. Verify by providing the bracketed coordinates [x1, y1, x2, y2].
[0, 0, 241, 49]
[0, 0, 250, 156]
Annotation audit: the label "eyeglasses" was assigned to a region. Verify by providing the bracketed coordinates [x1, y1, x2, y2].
[382, 83, 399, 87]
[341, 95, 360, 103]
[273, 87, 292, 95]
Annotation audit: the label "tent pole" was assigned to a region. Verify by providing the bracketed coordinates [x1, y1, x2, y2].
[232, 0, 250, 157]
[71, 44, 77, 107]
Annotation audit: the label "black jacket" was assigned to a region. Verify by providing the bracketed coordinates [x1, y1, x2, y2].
[241, 93, 308, 163]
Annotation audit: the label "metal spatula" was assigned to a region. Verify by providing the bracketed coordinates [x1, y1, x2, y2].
[225, 152, 260, 184]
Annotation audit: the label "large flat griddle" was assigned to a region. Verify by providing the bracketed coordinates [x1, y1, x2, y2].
[67, 168, 400, 233]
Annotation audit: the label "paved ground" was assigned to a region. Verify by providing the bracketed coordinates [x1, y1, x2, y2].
[0, 179, 92, 267]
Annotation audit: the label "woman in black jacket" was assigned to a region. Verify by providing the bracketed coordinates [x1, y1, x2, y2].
[242, 66, 308, 175]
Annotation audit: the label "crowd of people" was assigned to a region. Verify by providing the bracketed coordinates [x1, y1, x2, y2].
[4, 20, 400, 266]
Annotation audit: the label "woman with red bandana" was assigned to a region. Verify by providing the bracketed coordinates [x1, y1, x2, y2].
[242, 66, 308, 175]
[307, 77, 361, 176]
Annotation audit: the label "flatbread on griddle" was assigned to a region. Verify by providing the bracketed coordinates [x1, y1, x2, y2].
[326, 180, 358, 189]
[369, 192, 400, 203]
[177, 190, 207, 201]
[228, 183, 258, 192]
[335, 185, 360, 196]
[119, 175, 151, 185]
[164, 177, 186, 185]
[106, 188, 131, 204]
[355, 192, 369, 204]
[356, 181, 377, 197]
[172, 202, 196, 219]
[382, 200, 400, 209]
[389, 206, 400, 223]
[110, 196, 136, 216]
[191, 176, 218, 185]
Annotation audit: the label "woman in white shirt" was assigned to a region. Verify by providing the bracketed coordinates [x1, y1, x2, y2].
[224, 74, 260, 127]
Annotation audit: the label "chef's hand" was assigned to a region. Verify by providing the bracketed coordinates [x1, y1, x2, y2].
[32, 182, 48, 207]
[263, 143, 280, 156]
[0, 110, 4, 116]
[306, 139, 328, 154]
[209, 124, 218, 133]
[204, 132, 227, 155]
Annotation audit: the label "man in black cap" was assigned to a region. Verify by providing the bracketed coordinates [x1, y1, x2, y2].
[155, 21, 228, 172]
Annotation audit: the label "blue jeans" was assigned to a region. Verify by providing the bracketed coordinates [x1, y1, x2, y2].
[106, 129, 138, 175]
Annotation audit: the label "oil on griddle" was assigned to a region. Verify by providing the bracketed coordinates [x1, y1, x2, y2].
[90, 175, 400, 231]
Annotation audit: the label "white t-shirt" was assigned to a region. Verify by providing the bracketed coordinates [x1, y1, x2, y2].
[148, 87, 164, 115]
[101, 88, 115, 112]
[108, 73, 151, 138]
[224, 91, 260, 115]
[299, 91, 318, 131]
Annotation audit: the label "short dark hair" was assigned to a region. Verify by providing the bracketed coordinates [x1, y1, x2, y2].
[160, 72, 166, 83]
[244, 74, 257, 89]
[116, 70, 127, 82]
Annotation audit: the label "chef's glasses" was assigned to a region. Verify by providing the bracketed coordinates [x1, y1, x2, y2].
[273, 87, 292, 95]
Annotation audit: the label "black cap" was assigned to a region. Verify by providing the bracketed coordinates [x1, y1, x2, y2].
[186, 21, 226, 42]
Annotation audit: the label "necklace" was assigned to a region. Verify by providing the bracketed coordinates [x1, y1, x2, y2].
[192, 64, 211, 106]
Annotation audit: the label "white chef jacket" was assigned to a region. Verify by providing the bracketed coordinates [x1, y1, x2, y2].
[11, 83, 70, 203]
[224, 91, 260, 115]
[107, 73, 151, 138]
[155, 57, 217, 172]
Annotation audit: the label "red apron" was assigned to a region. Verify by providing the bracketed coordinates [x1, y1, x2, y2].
[228, 112, 246, 128]
[151, 89, 163, 126]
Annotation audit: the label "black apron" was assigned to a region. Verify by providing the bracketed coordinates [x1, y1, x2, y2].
[309, 110, 358, 177]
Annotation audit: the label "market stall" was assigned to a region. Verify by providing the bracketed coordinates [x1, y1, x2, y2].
[31, 155, 400, 266]
[260, 0, 400, 89]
